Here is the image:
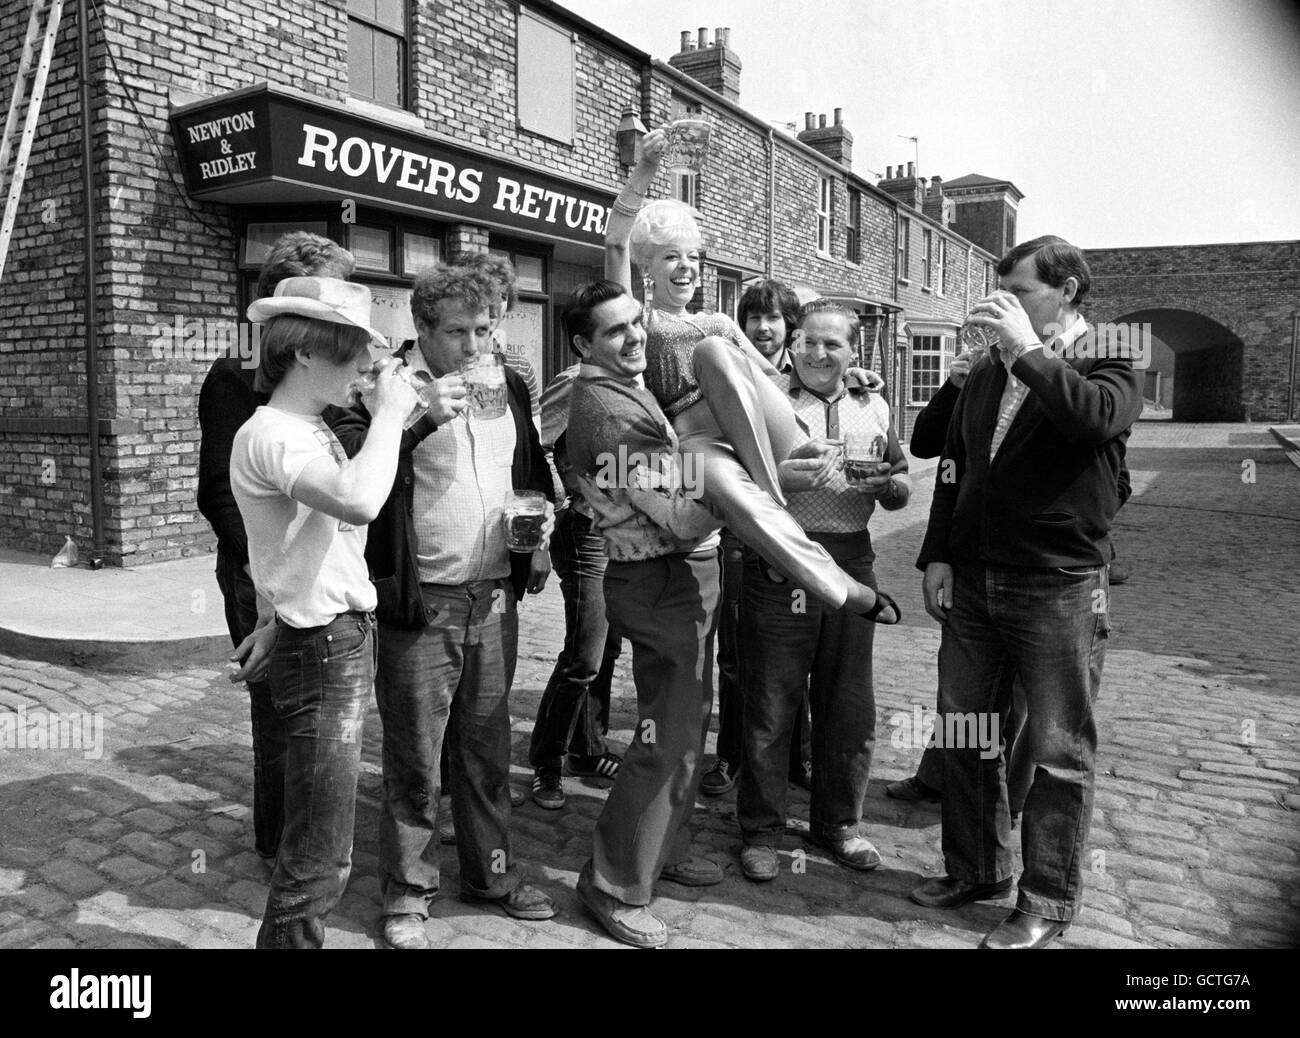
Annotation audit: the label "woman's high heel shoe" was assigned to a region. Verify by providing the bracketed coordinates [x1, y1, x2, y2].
[858, 589, 901, 626]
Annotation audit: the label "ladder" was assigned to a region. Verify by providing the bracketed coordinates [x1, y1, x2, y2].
[0, 0, 66, 285]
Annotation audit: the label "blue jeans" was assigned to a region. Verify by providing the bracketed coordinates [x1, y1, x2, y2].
[938, 562, 1111, 922]
[256, 612, 374, 949]
[214, 549, 287, 859]
[376, 579, 520, 917]
[529, 509, 619, 769]
[737, 545, 877, 846]
[591, 550, 720, 905]
[717, 533, 811, 770]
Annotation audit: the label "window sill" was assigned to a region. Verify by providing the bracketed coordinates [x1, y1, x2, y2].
[346, 95, 425, 132]
[921, 286, 933, 294]
[897, 277, 912, 287]
[817, 250, 833, 260]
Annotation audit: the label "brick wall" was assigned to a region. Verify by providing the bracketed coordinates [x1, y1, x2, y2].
[1087, 242, 1300, 423]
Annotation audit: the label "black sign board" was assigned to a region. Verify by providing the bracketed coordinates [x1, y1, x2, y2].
[169, 86, 615, 249]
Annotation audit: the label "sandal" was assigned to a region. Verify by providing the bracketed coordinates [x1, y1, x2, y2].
[859, 589, 901, 625]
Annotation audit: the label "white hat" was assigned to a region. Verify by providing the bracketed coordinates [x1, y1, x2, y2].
[247, 276, 390, 348]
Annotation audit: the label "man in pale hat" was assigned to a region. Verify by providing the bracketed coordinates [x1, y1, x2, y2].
[229, 276, 418, 949]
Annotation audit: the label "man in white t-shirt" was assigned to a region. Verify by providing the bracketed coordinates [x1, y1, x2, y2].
[229, 276, 419, 949]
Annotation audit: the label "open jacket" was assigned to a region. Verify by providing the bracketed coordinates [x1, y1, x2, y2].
[325, 342, 553, 629]
[916, 336, 1143, 572]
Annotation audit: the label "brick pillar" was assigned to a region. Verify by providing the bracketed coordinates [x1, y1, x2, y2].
[446, 224, 490, 263]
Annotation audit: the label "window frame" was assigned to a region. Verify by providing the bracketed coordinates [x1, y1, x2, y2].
[897, 215, 911, 283]
[909, 333, 946, 405]
[846, 187, 862, 265]
[346, 0, 410, 111]
[817, 175, 833, 255]
[516, 6, 577, 146]
[921, 228, 933, 289]
[936, 237, 947, 297]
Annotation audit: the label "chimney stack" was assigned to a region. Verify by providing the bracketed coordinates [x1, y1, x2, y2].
[879, 162, 922, 208]
[922, 174, 949, 225]
[669, 26, 743, 102]
[798, 109, 854, 170]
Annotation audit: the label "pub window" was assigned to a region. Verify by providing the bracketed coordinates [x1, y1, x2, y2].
[936, 238, 947, 296]
[518, 8, 575, 145]
[897, 216, 911, 281]
[349, 225, 393, 273]
[910, 335, 944, 404]
[348, 0, 407, 109]
[817, 176, 832, 254]
[488, 245, 550, 414]
[401, 232, 442, 276]
[846, 188, 862, 264]
[921, 228, 933, 288]
[242, 221, 329, 269]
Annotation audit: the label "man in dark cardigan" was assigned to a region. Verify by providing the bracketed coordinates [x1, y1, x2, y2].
[325, 264, 558, 949]
[909, 236, 1143, 949]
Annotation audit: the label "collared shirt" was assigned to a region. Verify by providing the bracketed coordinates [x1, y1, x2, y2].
[990, 314, 1088, 460]
[406, 346, 518, 585]
[782, 369, 907, 534]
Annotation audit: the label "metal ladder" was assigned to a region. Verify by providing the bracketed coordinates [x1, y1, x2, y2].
[0, 0, 66, 285]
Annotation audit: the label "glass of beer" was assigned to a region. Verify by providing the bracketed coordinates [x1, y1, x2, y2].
[662, 118, 712, 176]
[843, 431, 887, 487]
[461, 352, 508, 421]
[960, 317, 999, 355]
[348, 362, 432, 430]
[503, 490, 547, 552]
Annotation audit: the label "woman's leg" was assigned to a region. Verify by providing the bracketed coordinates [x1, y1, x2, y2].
[679, 429, 858, 610]
[686, 337, 810, 507]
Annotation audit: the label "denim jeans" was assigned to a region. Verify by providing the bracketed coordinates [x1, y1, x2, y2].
[591, 550, 720, 905]
[717, 534, 811, 770]
[256, 612, 374, 949]
[214, 549, 287, 859]
[529, 509, 619, 770]
[938, 562, 1110, 922]
[376, 579, 520, 917]
[736, 545, 877, 846]
[915, 670, 1033, 815]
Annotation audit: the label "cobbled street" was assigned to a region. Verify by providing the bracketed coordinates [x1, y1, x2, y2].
[1, 423, 1296, 950]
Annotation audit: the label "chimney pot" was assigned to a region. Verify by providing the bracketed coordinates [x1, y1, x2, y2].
[834, 107, 842, 126]
[698, 27, 709, 49]
[680, 31, 691, 51]
[819, 113, 827, 129]
[720, 27, 730, 48]
[805, 112, 815, 130]
[715, 27, 724, 48]
[907, 161, 915, 177]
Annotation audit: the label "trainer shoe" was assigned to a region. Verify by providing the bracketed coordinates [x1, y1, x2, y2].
[700, 758, 737, 796]
[531, 768, 566, 810]
[566, 752, 622, 780]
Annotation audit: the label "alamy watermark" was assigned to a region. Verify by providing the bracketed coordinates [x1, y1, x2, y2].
[150, 316, 261, 368]
[1044, 321, 1153, 368]
[0, 707, 104, 760]
[889, 705, 999, 760]
[590, 445, 704, 500]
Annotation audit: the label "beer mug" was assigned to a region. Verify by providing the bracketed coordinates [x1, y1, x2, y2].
[842, 431, 888, 487]
[662, 118, 712, 176]
[461, 352, 508, 421]
[503, 490, 547, 553]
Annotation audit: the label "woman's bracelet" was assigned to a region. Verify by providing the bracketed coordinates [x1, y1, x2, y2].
[613, 186, 645, 217]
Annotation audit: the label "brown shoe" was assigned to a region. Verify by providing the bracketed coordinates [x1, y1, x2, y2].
[576, 863, 667, 948]
[910, 875, 1013, 909]
[980, 909, 1068, 949]
[462, 882, 557, 921]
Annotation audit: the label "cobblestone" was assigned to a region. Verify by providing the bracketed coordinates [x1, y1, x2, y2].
[0, 424, 1295, 948]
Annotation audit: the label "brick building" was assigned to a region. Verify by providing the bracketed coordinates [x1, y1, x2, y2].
[0, 0, 1009, 564]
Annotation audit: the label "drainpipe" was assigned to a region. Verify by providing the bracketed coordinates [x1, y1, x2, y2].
[79, 0, 104, 568]
[766, 127, 774, 276]
[1289, 311, 1299, 422]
